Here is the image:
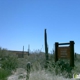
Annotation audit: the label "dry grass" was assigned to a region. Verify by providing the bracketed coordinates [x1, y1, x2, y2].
[7, 68, 76, 80]
[29, 70, 75, 80]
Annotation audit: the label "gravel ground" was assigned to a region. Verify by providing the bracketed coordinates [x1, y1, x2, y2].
[7, 68, 27, 80]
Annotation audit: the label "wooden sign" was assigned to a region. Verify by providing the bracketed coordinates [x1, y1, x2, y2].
[58, 46, 70, 59]
[55, 41, 75, 67]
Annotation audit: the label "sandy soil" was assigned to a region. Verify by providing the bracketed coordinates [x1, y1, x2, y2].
[7, 68, 27, 80]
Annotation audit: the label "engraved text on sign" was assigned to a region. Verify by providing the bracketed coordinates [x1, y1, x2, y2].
[58, 47, 70, 59]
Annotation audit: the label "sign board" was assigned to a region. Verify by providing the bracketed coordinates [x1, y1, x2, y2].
[58, 46, 70, 59]
[55, 41, 75, 67]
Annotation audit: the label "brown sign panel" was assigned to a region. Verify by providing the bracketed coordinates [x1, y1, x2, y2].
[58, 46, 70, 59]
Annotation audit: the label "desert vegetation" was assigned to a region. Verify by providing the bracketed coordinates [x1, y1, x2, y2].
[0, 47, 80, 80]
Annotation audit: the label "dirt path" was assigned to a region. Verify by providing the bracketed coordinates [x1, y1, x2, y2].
[7, 68, 27, 80]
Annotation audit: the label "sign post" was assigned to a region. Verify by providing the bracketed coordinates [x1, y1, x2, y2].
[55, 41, 75, 67]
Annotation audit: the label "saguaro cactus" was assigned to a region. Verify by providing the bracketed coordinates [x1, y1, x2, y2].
[28, 45, 30, 56]
[26, 62, 31, 80]
[44, 29, 49, 68]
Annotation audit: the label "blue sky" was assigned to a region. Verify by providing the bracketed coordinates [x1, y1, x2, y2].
[0, 0, 80, 53]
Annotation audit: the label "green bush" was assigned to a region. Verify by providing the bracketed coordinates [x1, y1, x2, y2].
[0, 68, 11, 80]
[1, 55, 18, 71]
[46, 59, 74, 78]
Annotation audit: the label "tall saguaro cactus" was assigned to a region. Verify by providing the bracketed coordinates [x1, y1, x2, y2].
[44, 29, 49, 68]
[28, 45, 30, 56]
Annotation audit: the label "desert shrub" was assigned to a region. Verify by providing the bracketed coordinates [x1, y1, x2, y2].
[0, 48, 18, 70]
[43, 59, 72, 78]
[0, 48, 8, 61]
[46, 59, 74, 78]
[1, 55, 18, 71]
[19, 52, 45, 71]
[29, 70, 74, 80]
[0, 68, 11, 80]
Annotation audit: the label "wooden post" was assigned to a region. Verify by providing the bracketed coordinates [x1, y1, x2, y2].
[70, 41, 74, 67]
[55, 42, 58, 62]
